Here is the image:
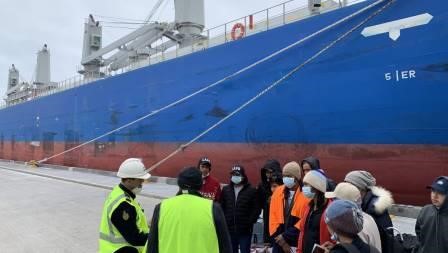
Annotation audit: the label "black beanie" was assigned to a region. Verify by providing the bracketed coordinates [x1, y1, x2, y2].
[178, 167, 203, 190]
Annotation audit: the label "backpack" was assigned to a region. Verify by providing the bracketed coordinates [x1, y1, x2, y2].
[381, 227, 419, 253]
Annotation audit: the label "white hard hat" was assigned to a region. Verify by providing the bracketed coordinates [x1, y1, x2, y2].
[117, 158, 151, 179]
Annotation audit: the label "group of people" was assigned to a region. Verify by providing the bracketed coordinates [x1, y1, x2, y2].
[99, 157, 448, 253]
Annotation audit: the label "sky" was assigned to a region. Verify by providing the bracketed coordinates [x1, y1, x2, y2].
[0, 0, 309, 98]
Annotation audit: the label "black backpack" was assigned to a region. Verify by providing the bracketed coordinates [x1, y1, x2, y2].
[381, 227, 419, 253]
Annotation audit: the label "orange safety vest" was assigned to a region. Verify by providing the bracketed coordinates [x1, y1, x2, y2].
[269, 185, 309, 236]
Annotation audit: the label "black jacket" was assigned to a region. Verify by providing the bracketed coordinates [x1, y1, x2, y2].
[361, 186, 394, 252]
[415, 200, 448, 253]
[361, 187, 394, 231]
[220, 182, 259, 235]
[330, 236, 379, 253]
[256, 160, 282, 242]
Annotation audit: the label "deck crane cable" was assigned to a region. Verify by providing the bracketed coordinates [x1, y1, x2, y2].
[144, 0, 168, 23]
[37, 0, 392, 164]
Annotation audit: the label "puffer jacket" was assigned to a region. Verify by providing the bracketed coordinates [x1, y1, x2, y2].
[361, 186, 394, 252]
[415, 199, 448, 253]
[362, 186, 394, 231]
[220, 182, 259, 235]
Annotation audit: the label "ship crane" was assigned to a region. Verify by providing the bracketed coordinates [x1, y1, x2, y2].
[80, 0, 205, 77]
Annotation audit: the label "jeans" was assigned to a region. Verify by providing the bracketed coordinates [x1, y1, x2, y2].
[231, 233, 252, 253]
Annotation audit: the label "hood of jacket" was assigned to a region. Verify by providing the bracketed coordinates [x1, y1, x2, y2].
[260, 159, 281, 185]
[368, 186, 394, 214]
[301, 156, 321, 170]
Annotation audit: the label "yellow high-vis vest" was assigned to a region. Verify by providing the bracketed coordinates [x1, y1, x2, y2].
[99, 185, 149, 253]
[159, 194, 219, 253]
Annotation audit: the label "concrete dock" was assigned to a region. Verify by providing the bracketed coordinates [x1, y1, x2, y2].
[0, 161, 417, 252]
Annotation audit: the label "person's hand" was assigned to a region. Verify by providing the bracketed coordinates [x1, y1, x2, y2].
[274, 235, 291, 253]
[281, 243, 291, 253]
[321, 241, 335, 252]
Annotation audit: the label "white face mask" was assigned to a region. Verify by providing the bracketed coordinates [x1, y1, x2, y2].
[283, 177, 296, 189]
[132, 186, 142, 194]
[302, 186, 316, 199]
[231, 176, 242, 184]
[331, 232, 339, 241]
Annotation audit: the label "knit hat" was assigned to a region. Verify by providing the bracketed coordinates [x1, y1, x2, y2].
[303, 170, 327, 193]
[325, 200, 364, 236]
[344, 170, 376, 191]
[177, 167, 203, 190]
[282, 161, 302, 181]
[325, 182, 361, 203]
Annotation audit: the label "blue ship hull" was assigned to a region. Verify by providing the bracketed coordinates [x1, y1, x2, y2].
[0, 0, 447, 204]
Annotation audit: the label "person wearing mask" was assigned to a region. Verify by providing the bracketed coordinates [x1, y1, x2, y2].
[415, 176, 448, 253]
[269, 161, 308, 253]
[301, 156, 336, 191]
[344, 170, 393, 251]
[220, 165, 259, 253]
[198, 157, 222, 201]
[257, 159, 282, 244]
[297, 170, 331, 253]
[99, 158, 150, 253]
[147, 167, 232, 253]
[325, 182, 382, 252]
[323, 200, 380, 253]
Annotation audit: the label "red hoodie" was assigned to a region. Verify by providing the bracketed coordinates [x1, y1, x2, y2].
[199, 175, 222, 201]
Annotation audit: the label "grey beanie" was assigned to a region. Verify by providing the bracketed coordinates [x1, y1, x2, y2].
[344, 170, 376, 191]
[325, 199, 364, 236]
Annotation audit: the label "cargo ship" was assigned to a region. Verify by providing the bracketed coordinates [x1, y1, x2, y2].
[1, 0, 447, 205]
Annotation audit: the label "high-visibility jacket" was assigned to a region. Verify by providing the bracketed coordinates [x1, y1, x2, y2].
[99, 185, 149, 253]
[269, 185, 309, 235]
[159, 194, 219, 253]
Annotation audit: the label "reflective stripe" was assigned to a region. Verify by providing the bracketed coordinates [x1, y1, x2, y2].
[106, 194, 126, 237]
[99, 232, 128, 244]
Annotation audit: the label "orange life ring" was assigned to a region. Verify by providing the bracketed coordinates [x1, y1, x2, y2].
[231, 23, 245, 40]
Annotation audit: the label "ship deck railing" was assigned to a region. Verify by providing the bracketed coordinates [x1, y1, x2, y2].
[0, 0, 365, 110]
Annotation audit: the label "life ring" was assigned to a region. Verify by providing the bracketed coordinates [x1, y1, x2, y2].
[231, 23, 245, 40]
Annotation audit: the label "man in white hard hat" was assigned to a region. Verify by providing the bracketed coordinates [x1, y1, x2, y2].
[99, 158, 151, 253]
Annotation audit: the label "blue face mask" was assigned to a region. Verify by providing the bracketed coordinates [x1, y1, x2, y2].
[282, 177, 296, 189]
[302, 186, 316, 199]
[231, 176, 242, 184]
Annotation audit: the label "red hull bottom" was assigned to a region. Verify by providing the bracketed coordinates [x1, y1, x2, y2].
[1, 141, 446, 205]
